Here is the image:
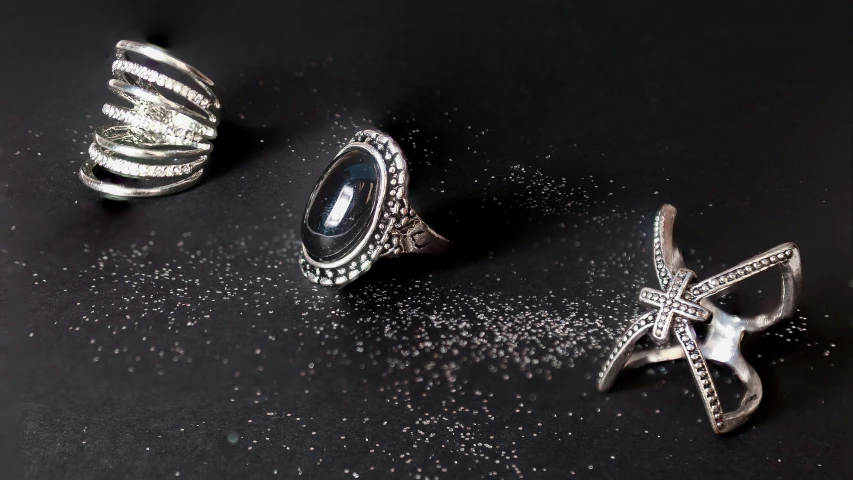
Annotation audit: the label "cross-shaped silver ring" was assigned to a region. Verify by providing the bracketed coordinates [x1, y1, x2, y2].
[597, 204, 802, 434]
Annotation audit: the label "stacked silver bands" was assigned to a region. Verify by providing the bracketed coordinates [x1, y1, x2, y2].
[79, 40, 220, 198]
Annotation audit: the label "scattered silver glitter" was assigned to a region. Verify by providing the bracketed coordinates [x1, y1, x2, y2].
[20, 77, 834, 477]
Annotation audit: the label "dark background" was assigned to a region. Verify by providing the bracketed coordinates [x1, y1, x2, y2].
[3, 1, 852, 478]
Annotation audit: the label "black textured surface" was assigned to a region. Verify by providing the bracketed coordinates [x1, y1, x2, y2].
[3, 1, 853, 479]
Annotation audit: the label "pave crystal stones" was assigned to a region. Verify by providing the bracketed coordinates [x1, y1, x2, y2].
[302, 149, 382, 264]
[598, 204, 802, 434]
[78, 40, 220, 198]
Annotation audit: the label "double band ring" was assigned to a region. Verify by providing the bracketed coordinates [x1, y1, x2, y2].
[299, 130, 450, 286]
[597, 204, 802, 434]
[78, 40, 220, 198]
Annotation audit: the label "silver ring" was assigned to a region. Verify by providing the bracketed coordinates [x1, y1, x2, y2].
[299, 129, 450, 286]
[78, 40, 220, 198]
[597, 204, 802, 434]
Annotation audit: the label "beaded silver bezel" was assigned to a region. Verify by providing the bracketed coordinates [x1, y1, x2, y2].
[299, 130, 409, 286]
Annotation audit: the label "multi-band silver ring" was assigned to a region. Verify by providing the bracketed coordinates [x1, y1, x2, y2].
[299, 129, 450, 287]
[78, 40, 220, 198]
[598, 204, 802, 434]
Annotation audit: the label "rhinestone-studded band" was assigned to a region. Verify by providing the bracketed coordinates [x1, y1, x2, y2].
[78, 40, 220, 198]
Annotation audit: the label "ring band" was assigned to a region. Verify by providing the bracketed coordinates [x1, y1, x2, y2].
[597, 204, 802, 434]
[78, 40, 220, 198]
[299, 129, 450, 286]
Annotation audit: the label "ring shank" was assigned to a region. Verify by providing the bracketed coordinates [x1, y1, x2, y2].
[79, 160, 203, 198]
[618, 332, 762, 433]
[389, 210, 451, 256]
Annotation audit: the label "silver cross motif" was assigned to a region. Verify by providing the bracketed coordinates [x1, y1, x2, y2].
[597, 204, 801, 434]
[639, 268, 711, 343]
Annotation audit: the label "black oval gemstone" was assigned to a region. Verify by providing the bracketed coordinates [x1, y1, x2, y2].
[302, 149, 381, 263]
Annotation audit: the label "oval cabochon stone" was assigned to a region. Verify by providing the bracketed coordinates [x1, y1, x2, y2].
[301, 148, 381, 264]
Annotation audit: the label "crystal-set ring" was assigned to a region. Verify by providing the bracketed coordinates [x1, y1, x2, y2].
[597, 204, 802, 434]
[78, 40, 220, 198]
[299, 129, 450, 286]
